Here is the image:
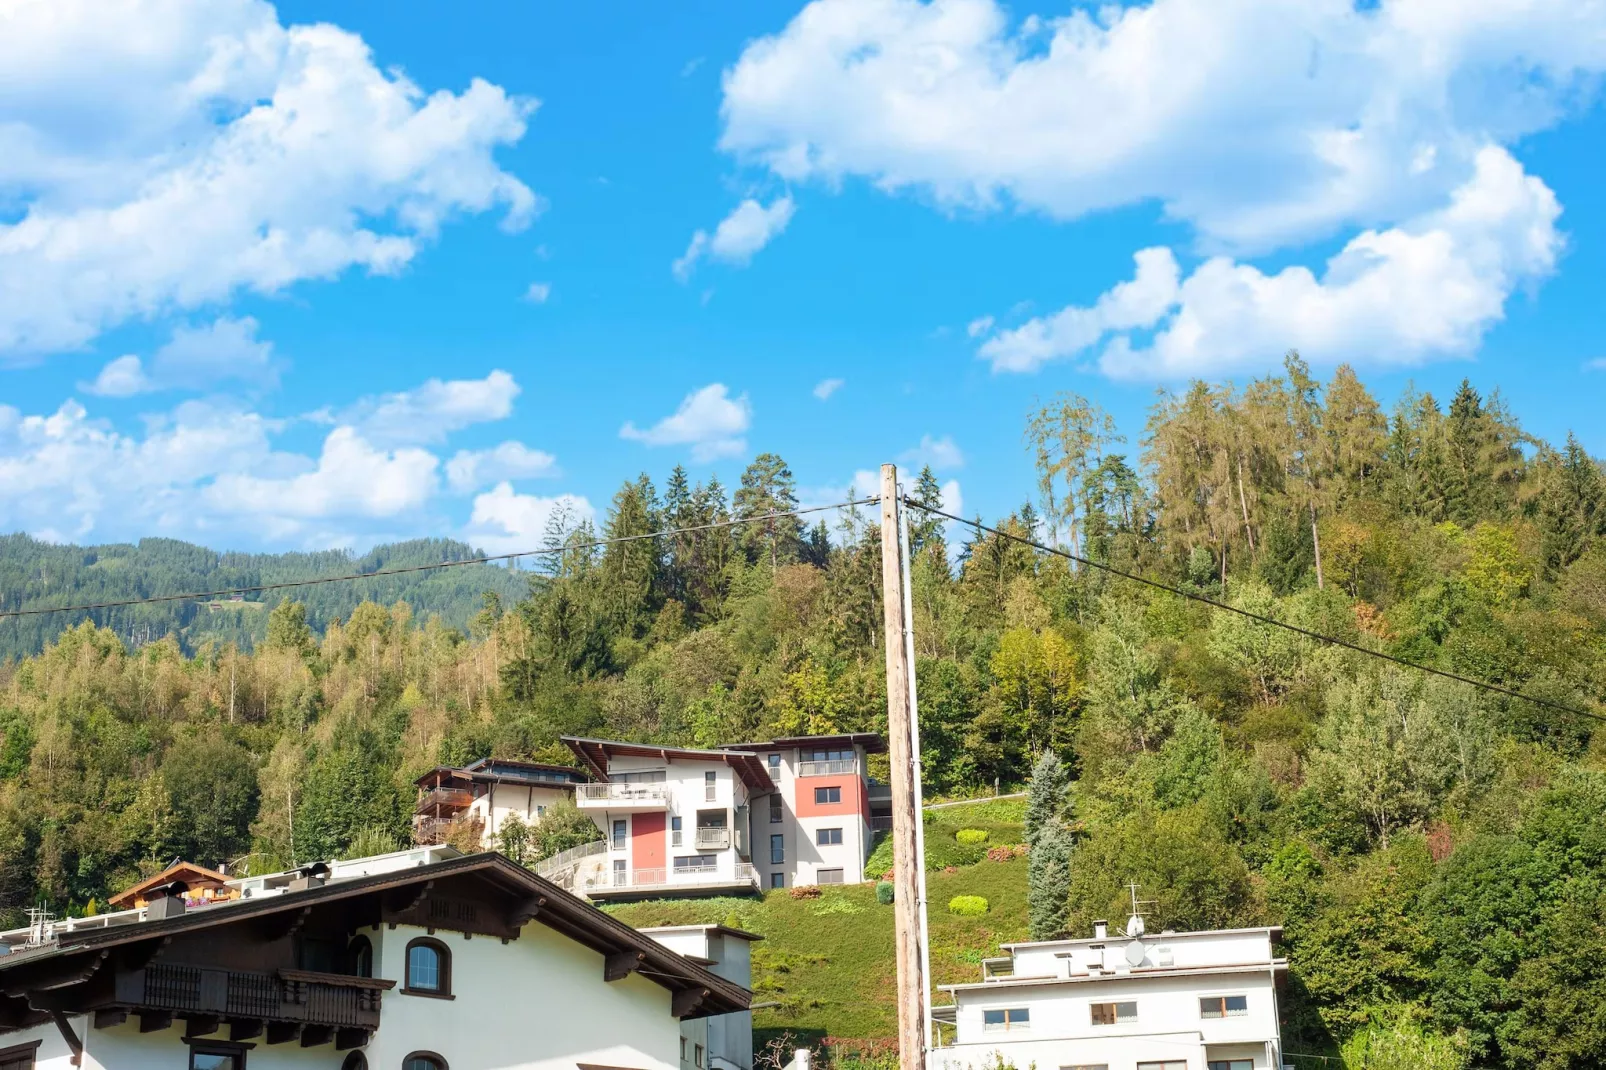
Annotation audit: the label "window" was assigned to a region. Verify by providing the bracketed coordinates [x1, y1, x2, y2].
[612, 819, 627, 850]
[403, 1053, 448, 1070]
[671, 816, 683, 846]
[536, 804, 547, 818]
[814, 786, 842, 804]
[349, 935, 373, 978]
[1061, 1066, 1109, 1070]
[770, 834, 785, 865]
[674, 855, 717, 871]
[680, 1038, 687, 1062]
[770, 872, 785, 889]
[694, 1044, 705, 1068]
[1089, 1001, 1137, 1025]
[802, 747, 853, 763]
[817, 868, 845, 884]
[0, 1042, 41, 1070]
[768, 754, 782, 778]
[705, 770, 717, 801]
[188, 1043, 246, 1070]
[340, 1054, 368, 1070]
[1208, 1062, 1254, 1070]
[404, 938, 451, 997]
[982, 1008, 1030, 1032]
[614, 770, 667, 783]
[1200, 995, 1249, 1019]
[612, 859, 626, 881]
[1136, 1064, 1186, 1070]
[816, 827, 844, 846]
[769, 795, 783, 823]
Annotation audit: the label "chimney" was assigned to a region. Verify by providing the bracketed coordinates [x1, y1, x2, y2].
[1093, 919, 1108, 940]
[289, 862, 331, 892]
[146, 881, 188, 920]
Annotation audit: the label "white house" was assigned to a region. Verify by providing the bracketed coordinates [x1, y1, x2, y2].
[0, 847, 749, 1070]
[412, 759, 590, 846]
[930, 918, 1288, 1070]
[638, 926, 760, 1070]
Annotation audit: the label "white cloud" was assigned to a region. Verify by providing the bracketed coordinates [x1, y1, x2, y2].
[812, 377, 844, 400]
[206, 426, 438, 522]
[524, 281, 552, 303]
[979, 147, 1562, 378]
[463, 482, 595, 556]
[83, 355, 153, 398]
[939, 479, 963, 520]
[721, 0, 1604, 252]
[445, 441, 559, 492]
[673, 195, 795, 280]
[345, 370, 521, 445]
[84, 315, 278, 396]
[901, 434, 965, 470]
[620, 383, 752, 462]
[965, 316, 994, 338]
[0, 0, 537, 356]
[1586, 358, 1606, 371]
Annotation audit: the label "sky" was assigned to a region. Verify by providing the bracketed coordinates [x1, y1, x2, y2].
[2, 0, 1604, 556]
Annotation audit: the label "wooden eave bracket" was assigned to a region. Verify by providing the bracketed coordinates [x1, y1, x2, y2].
[672, 986, 710, 1018]
[507, 895, 547, 929]
[603, 949, 645, 982]
[50, 1010, 82, 1067]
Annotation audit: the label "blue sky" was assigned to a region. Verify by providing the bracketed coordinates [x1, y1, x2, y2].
[1, 0, 1603, 554]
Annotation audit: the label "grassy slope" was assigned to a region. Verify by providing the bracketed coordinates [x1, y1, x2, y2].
[605, 799, 1028, 1042]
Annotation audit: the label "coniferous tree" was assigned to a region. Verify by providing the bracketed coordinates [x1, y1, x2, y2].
[734, 453, 803, 570]
[1026, 750, 1074, 940]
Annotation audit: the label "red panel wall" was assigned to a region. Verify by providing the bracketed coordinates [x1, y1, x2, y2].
[632, 812, 666, 873]
[795, 776, 864, 819]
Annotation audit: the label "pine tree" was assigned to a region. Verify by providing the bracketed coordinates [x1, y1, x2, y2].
[1026, 750, 1074, 940]
[734, 453, 803, 571]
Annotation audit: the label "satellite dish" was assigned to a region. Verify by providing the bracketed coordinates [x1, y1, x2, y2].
[1124, 940, 1146, 967]
[1125, 914, 1146, 938]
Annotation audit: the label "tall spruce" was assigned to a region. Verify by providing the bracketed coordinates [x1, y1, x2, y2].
[1026, 750, 1074, 940]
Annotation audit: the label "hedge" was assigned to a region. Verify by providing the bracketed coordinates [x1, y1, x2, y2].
[947, 895, 990, 916]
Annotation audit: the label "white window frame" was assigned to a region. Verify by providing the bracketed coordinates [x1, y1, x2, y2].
[1200, 994, 1249, 1019]
[816, 827, 844, 846]
[982, 1007, 1030, 1033]
[1090, 1000, 1137, 1026]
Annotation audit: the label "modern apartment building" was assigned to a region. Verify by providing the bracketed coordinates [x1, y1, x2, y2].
[641, 924, 761, 1070]
[554, 732, 889, 898]
[411, 756, 589, 845]
[930, 917, 1289, 1070]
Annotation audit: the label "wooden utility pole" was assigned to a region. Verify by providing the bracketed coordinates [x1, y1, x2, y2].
[879, 464, 926, 1070]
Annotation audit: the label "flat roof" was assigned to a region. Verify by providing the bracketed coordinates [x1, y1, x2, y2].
[719, 732, 887, 755]
[941, 959, 1289, 994]
[561, 736, 772, 793]
[1000, 925, 1283, 950]
[638, 923, 765, 943]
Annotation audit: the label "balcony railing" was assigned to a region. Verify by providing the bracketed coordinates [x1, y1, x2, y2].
[797, 759, 858, 777]
[869, 815, 893, 832]
[414, 787, 474, 814]
[694, 827, 731, 850]
[578, 782, 669, 805]
[117, 964, 393, 1030]
[586, 863, 758, 893]
[413, 814, 482, 847]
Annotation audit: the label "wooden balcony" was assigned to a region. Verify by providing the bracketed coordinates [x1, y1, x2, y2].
[110, 963, 393, 1046]
[415, 787, 474, 815]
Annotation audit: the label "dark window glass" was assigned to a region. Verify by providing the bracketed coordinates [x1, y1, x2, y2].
[814, 786, 842, 804]
[816, 827, 843, 845]
[770, 834, 785, 864]
[770, 872, 784, 889]
[769, 795, 783, 823]
[350, 936, 373, 978]
[189, 1044, 245, 1070]
[404, 1055, 446, 1070]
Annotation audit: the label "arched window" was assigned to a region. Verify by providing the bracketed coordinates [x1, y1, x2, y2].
[404, 938, 451, 997]
[349, 935, 373, 979]
[340, 1053, 368, 1070]
[402, 1052, 447, 1070]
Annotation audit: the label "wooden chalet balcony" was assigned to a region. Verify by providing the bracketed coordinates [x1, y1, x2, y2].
[415, 786, 474, 814]
[111, 962, 394, 1045]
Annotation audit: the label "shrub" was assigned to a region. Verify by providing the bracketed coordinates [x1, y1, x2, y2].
[876, 881, 895, 905]
[986, 845, 1026, 863]
[956, 828, 990, 845]
[947, 895, 990, 916]
[788, 885, 823, 900]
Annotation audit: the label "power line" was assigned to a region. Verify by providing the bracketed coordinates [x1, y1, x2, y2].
[0, 497, 880, 622]
[904, 497, 1605, 725]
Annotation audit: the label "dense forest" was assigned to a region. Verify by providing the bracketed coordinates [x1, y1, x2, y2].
[0, 535, 530, 658]
[2, 354, 1605, 1067]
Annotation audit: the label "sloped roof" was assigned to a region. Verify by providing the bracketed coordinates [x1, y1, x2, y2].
[107, 860, 232, 908]
[561, 737, 772, 793]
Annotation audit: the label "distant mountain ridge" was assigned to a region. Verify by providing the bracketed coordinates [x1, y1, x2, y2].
[0, 533, 532, 659]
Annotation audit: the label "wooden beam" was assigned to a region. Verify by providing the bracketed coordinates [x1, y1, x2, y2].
[137, 1010, 173, 1033]
[229, 1019, 263, 1042]
[184, 1015, 220, 1038]
[508, 895, 547, 928]
[50, 1010, 82, 1067]
[335, 1027, 370, 1051]
[93, 1007, 128, 1030]
[120, 937, 170, 971]
[299, 1024, 334, 1048]
[604, 950, 645, 982]
[384, 879, 433, 916]
[265, 1022, 301, 1045]
[2, 950, 109, 996]
[255, 906, 312, 941]
[671, 987, 710, 1018]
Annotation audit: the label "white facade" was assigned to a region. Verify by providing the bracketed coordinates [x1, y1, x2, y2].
[641, 925, 760, 1070]
[738, 740, 886, 891]
[932, 925, 1288, 1070]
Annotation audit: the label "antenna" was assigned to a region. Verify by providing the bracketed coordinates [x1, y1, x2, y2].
[1125, 881, 1156, 938]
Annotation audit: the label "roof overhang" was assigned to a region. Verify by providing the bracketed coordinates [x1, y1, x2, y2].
[719, 733, 887, 756]
[561, 737, 772, 793]
[940, 959, 1290, 994]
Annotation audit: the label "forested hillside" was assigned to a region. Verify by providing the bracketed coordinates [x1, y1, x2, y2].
[2, 355, 1605, 1067]
[0, 535, 530, 658]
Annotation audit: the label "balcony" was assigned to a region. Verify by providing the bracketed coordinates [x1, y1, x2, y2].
[869, 815, 893, 833]
[867, 778, 892, 802]
[694, 827, 731, 850]
[114, 963, 394, 1043]
[577, 782, 669, 811]
[797, 759, 858, 777]
[584, 863, 760, 900]
[414, 787, 474, 815]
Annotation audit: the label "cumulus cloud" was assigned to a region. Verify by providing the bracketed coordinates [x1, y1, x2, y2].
[979, 147, 1562, 378]
[205, 427, 439, 522]
[812, 377, 844, 400]
[673, 195, 795, 280]
[445, 441, 559, 492]
[0, 0, 537, 356]
[83, 316, 277, 396]
[901, 434, 965, 470]
[344, 370, 521, 445]
[463, 482, 596, 556]
[620, 383, 752, 462]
